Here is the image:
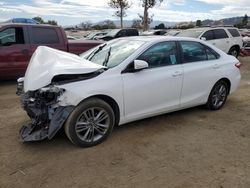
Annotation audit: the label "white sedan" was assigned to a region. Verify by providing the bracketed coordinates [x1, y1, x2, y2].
[17, 36, 241, 147]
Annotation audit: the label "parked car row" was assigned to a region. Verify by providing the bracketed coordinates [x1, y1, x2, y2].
[0, 22, 244, 79]
[240, 29, 250, 47]
[84, 27, 243, 58]
[94, 28, 139, 41]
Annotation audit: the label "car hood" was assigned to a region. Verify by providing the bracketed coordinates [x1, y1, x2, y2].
[24, 46, 105, 92]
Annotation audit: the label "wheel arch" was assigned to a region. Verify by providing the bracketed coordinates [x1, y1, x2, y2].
[217, 78, 231, 94]
[79, 94, 120, 126]
[228, 45, 240, 54]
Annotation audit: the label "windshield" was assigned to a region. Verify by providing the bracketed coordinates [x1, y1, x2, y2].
[80, 39, 145, 68]
[141, 31, 154, 35]
[106, 29, 120, 37]
[177, 29, 204, 38]
[166, 30, 180, 36]
[86, 33, 95, 39]
[86, 32, 100, 39]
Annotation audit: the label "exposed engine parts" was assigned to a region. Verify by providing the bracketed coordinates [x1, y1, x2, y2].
[17, 81, 74, 141]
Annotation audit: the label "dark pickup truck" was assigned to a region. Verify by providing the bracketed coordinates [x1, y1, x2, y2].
[0, 23, 102, 78]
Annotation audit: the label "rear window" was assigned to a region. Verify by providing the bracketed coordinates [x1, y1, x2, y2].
[214, 29, 228, 39]
[227, 29, 240, 37]
[205, 48, 220, 60]
[32, 27, 59, 44]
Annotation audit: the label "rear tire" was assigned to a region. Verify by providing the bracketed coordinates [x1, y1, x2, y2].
[206, 80, 229, 110]
[228, 47, 239, 58]
[64, 98, 115, 147]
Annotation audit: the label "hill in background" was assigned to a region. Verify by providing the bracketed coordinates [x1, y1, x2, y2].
[67, 16, 248, 29]
[96, 16, 246, 28]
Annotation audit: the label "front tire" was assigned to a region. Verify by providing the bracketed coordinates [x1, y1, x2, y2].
[64, 98, 115, 147]
[206, 80, 229, 110]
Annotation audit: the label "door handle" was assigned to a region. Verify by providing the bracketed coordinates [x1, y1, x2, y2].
[212, 43, 216, 45]
[172, 71, 182, 77]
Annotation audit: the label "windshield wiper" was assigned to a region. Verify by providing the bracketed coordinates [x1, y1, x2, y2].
[102, 46, 111, 67]
[87, 44, 107, 61]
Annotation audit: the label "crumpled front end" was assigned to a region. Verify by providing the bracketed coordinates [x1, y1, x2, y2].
[17, 78, 74, 142]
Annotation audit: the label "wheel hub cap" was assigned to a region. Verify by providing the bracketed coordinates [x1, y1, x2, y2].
[75, 107, 110, 143]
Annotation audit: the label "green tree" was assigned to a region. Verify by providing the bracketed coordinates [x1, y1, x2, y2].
[141, 0, 164, 31]
[235, 14, 249, 28]
[47, 20, 58, 26]
[196, 20, 202, 27]
[154, 23, 165, 29]
[108, 0, 131, 28]
[91, 20, 116, 30]
[33, 17, 58, 26]
[79, 21, 92, 30]
[92, 24, 102, 30]
[179, 23, 195, 29]
[99, 20, 116, 29]
[32, 16, 45, 24]
[242, 14, 248, 26]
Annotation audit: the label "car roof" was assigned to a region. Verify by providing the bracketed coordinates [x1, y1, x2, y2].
[0, 23, 60, 28]
[118, 36, 205, 43]
[185, 26, 238, 31]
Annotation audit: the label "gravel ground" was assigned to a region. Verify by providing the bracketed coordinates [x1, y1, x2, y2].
[0, 57, 250, 188]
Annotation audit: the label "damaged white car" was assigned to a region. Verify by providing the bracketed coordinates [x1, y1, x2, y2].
[17, 36, 241, 147]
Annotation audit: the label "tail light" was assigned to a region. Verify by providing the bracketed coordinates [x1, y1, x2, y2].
[235, 62, 242, 69]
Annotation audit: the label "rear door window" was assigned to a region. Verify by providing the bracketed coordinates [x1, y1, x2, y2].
[205, 48, 219, 60]
[227, 29, 240, 37]
[214, 29, 228, 39]
[31, 27, 59, 44]
[180, 41, 207, 63]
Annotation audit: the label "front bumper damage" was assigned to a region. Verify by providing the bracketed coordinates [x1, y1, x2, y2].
[17, 79, 74, 142]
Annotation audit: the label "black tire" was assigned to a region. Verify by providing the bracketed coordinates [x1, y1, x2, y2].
[228, 47, 239, 58]
[64, 98, 115, 147]
[206, 80, 229, 110]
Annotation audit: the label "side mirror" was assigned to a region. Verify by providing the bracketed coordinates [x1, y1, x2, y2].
[134, 60, 149, 71]
[200, 37, 206, 41]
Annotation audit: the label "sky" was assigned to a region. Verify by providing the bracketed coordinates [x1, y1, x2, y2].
[0, 0, 249, 26]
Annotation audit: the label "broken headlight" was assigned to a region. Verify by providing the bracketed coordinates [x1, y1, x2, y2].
[19, 86, 68, 142]
[38, 86, 65, 105]
[16, 77, 25, 95]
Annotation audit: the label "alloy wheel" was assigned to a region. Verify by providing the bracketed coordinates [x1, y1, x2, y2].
[211, 84, 227, 108]
[75, 107, 110, 143]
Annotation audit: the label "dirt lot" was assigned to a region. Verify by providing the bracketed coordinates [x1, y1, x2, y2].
[0, 57, 250, 188]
